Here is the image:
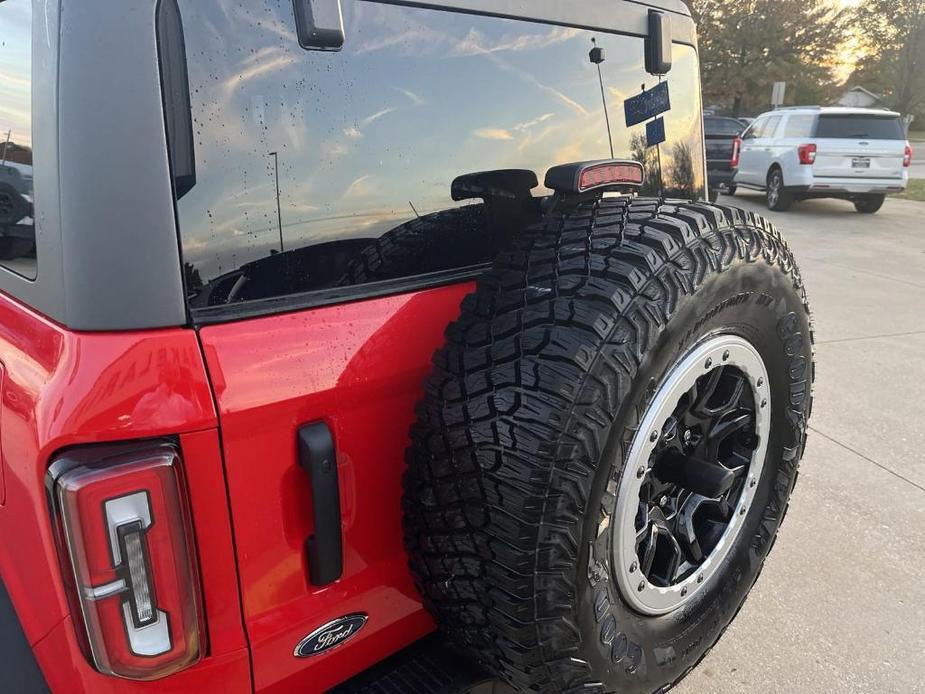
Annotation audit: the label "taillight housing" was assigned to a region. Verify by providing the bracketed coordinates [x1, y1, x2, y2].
[904, 144, 913, 168]
[798, 143, 817, 165]
[47, 442, 203, 681]
[731, 137, 742, 168]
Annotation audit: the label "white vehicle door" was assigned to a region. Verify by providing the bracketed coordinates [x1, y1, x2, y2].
[812, 113, 906, 180]
[736, 118, 766, 185]
[751, 115, 782, 185]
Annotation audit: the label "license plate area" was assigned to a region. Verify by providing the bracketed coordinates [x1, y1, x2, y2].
[852, 157, 871, 169]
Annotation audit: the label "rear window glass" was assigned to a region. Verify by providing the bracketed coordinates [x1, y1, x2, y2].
[173, 1, 705, 311]
[704, 118, 742, 136]
[782, 115, 815, 138]
[815, 115, 904, 140]
[0, 0, 35, 279]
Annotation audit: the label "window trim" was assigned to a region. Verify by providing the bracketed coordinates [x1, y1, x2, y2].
[190, 263, 489, 326]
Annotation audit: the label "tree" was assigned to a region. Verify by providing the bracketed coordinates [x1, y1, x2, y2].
[850, 0, 925, 120]
[686, 0, 849, 116]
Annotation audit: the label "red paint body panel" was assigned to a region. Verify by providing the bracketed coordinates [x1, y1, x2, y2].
[0, 291, 250, 690]
[33, 616, 250, 694]
[199, 281, 474, 692]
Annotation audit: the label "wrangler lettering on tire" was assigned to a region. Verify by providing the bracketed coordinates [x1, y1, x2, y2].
[404, 197, 814, 693]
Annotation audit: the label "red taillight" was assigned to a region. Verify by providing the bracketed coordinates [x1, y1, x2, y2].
[904, 144, 913, 168]
[48, 443, 203, 680]
[798, 143, 817, 166]
[577, 161, 644, 191]
[731, 137, 742, 168]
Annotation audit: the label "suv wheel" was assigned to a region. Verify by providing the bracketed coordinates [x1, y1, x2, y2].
[765, 169, 792, 211]
[404, 198, 814, 694]
[853, 194, 886, 214]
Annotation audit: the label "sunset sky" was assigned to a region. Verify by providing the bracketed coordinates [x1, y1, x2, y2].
[834, 0, 864, 83]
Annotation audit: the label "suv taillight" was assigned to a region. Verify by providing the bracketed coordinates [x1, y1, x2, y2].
[48, 443, 203, 681]
[798, 144, 817, 165]
[904, 144, 913, 168]
[731, 137, 742, 168]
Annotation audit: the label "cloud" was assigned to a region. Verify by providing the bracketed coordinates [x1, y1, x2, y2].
[343, 175, 372, 198]
[395, 87, 425, 106]
[452, 26, 581, 57]
[514, 113, 556, 131]
[356, 26, 447, 55]
[474, 128, 514, 141]
[361, 107, 398, 127]
[223, 48, 296, 95]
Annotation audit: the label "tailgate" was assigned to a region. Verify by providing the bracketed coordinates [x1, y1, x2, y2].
[814, 139, 905, 179]
[812, 113, 906, 179]
[705, 137, 735, 167]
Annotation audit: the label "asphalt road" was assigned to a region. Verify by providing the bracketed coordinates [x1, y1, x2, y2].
[677, 191, 925, 693]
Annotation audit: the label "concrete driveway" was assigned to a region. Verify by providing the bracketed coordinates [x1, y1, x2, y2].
[677, 192, 925, 693]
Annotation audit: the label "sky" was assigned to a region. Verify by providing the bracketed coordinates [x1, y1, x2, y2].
[0, 1, 32, 149]
[833, 0, 865, 84]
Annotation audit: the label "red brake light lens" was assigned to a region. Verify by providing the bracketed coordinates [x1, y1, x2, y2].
[798, 143, 817, 165]
[49, 443, 203, 680]
[731, 137, 742, 168]
[904, 144, 913, 168]
[578, 162, 644, 192]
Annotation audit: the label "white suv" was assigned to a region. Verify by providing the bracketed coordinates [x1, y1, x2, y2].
[731, 106, 912, 213]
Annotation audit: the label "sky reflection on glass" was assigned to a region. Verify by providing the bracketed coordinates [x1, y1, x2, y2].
[177, 1, 704, 286]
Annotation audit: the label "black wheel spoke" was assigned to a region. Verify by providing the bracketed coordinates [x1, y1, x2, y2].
[633, 360, 761, 591]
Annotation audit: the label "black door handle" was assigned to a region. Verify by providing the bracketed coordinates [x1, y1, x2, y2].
[297, 422, 343, 585]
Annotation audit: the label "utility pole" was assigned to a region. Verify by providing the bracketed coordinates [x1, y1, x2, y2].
[1, 130, 11, 165]
[589, 39, 615, 159]
[268, 151, 284, 253]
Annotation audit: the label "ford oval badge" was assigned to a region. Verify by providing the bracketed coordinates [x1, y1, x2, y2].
[294, 613, 368, 657]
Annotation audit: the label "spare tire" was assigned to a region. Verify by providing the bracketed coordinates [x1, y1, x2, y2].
[0, 182, 29, 226]
[404, 197, 814, 693]
[340, 204, 489, 287]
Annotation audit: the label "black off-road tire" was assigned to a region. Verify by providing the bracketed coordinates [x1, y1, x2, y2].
[341, 204, 488, 286]
[853, 194, 885, 214]
[0, 182, 28, 227]
[404, 197, 814, 694]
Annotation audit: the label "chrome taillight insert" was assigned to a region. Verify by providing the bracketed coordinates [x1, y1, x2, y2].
[48, 443, 203, 680]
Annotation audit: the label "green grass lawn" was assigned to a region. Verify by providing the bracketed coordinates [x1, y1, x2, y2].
[896, 179, 925, 202]
[909, 131, 925, 143]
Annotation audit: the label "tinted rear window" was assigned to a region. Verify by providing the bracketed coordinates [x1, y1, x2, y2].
[704, 118, 742, 136]
[815, 115, 904, 140]
[173, 1, 705, 311]
[0, 0, 35, 279]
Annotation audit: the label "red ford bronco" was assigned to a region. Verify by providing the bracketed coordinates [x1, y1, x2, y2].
[0, 0, 814, 692]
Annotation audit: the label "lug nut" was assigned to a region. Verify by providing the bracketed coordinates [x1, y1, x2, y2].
[697, 575, 704, 584]
[761, 399, 768, 409]
[757, 377, 764, 387]
[637, 581, 646, 592]
[681, 587, 688, 597]
[723, 350, 730, 361]
[750, 477, 757, 488]
[650, 431, 658, 442]
[637, 466, 646, 479]
[629, 562, 638, 574]
[705, 358, 713, 369]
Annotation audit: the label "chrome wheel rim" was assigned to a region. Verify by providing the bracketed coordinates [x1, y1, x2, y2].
[612, 335, 771, 616]
[767, 174, 781, 207]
